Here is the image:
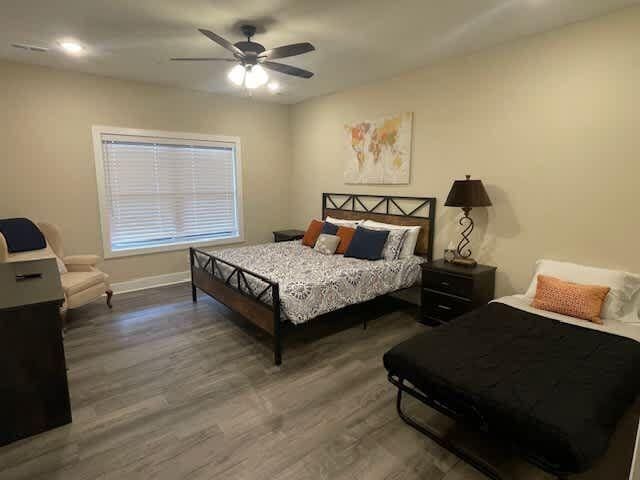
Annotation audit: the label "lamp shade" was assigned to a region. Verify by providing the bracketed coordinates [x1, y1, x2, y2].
[445, 175, 492, 208]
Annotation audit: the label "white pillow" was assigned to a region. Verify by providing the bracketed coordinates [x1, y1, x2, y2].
[361, 220, 421, 259]
[324, 216, 363, 228]
[364, 226, 408, 261]
[524, 259, 640, 320]
[620, 288, 640, 324]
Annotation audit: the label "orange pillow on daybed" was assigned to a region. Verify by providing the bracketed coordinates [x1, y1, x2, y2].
[532, 274, 610, 324]
[302, 220, 324, 247]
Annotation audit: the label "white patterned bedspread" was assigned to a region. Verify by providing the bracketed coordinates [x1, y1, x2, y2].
[207, 241, 424, 324]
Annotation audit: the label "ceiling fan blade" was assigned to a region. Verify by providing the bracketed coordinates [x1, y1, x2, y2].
[262, 61, 314, 78]
[260, 42, 315, 60]
[198, 29, 245, 57]
[170, 57, 236, 61]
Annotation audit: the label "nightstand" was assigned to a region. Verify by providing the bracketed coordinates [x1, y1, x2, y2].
[273, 229, 305, 243]
[421, 259, 496, 325]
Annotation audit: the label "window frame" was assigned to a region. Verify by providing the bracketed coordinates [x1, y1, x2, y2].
[92, 125, 244, 258]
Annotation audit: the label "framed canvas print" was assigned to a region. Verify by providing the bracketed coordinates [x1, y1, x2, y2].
[344, 112, 412, 184]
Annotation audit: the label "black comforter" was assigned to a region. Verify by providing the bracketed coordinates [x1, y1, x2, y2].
[383, 302, 640, 473]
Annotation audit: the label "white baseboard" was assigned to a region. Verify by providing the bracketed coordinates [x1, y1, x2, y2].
[111, 270, 190, 295]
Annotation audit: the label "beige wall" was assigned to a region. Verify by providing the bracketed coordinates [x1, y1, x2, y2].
[2, 6, 639, 293]
[289, 7, 640, 297]
[0, 61, 291, 283]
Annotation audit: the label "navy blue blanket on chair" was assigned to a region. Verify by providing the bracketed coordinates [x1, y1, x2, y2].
[0, 218, 47, 253]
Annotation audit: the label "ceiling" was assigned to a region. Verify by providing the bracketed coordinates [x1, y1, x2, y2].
[1, 0, 638, 104]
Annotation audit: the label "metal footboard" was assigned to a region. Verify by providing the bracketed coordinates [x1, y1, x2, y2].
[190, 247, 283, 365]
[387, 374, 570, 480]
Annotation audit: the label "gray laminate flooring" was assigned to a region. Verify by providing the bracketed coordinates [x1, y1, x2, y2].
[0, 284, 636, 479]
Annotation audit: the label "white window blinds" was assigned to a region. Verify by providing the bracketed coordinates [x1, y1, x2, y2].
[99, 134, 240, 253]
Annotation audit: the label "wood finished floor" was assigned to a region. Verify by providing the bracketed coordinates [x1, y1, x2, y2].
[0, 283, 636, 480]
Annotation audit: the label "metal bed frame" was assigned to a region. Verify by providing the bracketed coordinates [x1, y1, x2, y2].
[387, 374, 571, 480]
[190, 193, 436, 366]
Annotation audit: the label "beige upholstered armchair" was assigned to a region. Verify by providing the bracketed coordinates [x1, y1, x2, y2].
[36, 223, 113, 315]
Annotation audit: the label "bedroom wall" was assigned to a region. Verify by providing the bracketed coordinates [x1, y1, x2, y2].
[0, 60, 291, 284]
[289, 6, 640, 297]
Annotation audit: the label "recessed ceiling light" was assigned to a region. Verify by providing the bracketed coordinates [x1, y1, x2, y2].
[267, 81, 280, 93]
[59, 40, 84, 55]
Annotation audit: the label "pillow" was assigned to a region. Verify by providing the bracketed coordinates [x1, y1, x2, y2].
[344, 227, 389, 261]
[524, 259, 640, 320]
[532, 275, 610, 324]
[302, 219, 324, 247]
[314, 234, 340, 255]
[360, 220, 421, 259]
[335, 226, 356, 254]
[365, 226, 408, 260]
[324, 216, 362, 228]
[622, 289, 640, 323]
[382, 229, 408, 261]
[321, 222, 339, 235]
[618, 287, 640, 323]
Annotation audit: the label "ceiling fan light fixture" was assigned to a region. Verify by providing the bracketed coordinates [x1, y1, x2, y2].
[244, 64, 269, 89]
[228, 64, 246, 86]
[178, 26, 314, 85]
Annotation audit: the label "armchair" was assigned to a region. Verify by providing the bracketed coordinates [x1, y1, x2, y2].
[35, 223, 112, 314]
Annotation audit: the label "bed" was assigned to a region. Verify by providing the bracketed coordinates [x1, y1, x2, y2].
[190, 193, 436, 365]
[383, 295, 640, 479]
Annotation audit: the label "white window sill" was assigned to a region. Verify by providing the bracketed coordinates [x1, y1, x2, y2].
[104, 235, 245, 259]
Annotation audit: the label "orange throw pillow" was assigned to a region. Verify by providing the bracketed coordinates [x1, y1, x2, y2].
[302, 220, 324, 247]
[532, 275, 610, 324]
[336, 226, 356, 254]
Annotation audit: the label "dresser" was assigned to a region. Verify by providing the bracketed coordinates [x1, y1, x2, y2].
[0, 256, 71, 447]
[421, 259, 496, 325]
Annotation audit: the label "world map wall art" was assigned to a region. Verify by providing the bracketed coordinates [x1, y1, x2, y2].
[344, 112, 412, 184]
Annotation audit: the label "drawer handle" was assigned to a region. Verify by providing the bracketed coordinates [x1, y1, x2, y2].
[441, 281, 450, 287]
[437, 304, 452, 311]
[15, 273, 43, 281]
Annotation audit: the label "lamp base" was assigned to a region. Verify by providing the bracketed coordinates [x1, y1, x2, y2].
[451, 257, 478, 268]
[455, 208, 475, 262]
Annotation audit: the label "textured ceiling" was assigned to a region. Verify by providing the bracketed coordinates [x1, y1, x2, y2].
[1, 0, 638, 103]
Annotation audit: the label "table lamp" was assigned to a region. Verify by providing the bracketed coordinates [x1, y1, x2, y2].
[444, 175, 492, 267]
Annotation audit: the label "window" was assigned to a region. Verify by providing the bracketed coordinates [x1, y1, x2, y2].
[92, 127, 243, 257]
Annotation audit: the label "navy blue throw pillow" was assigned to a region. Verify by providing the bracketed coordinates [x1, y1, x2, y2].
[321, 222, 339, 235]
[344, 226, 389, 260]
[0, 218, 46, 253]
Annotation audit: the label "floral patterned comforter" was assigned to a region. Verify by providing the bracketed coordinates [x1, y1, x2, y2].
[205, 241, 424, 324]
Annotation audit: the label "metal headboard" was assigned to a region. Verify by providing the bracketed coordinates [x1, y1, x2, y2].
[322, 193, 436, 260]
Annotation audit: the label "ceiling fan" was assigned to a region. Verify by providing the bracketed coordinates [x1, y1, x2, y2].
[171, 25, 315, 89]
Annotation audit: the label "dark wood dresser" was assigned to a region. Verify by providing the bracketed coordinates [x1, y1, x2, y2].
[421, 259, 496, 325]
[0, 258, 71, 447]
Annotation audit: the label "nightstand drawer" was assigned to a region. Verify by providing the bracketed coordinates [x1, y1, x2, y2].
[423, 270, 473, 298]
[422, 291, 471, 322]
